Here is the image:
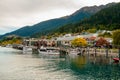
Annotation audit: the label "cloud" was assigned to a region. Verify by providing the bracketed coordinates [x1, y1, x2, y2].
[0, 0, 79, 15]
[0, 0, 119, 34]
[0, 0, 81, 28]
[0, 0, 79, 24]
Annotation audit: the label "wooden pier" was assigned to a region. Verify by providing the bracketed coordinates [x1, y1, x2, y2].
[59, 47, 119, 57]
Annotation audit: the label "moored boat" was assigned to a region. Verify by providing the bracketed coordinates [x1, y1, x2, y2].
[113, 58, 119, 63]
[38, 46, 60, 55]
[68, 48, 80, 56]
[23, 46, 32, 53]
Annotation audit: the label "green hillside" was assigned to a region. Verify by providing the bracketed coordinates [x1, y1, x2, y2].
[55, 3, 120, 34]
[0, 3, 114, 39]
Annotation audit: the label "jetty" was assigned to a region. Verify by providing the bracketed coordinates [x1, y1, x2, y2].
[21, 38, 120, 60]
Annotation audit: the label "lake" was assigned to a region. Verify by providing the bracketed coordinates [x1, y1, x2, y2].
[0, 47, 120, 80]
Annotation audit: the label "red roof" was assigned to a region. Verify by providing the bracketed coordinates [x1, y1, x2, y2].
[89, 36, 96, 40]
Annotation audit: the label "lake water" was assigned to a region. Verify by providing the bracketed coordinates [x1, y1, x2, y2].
[0, 47, 120, 80]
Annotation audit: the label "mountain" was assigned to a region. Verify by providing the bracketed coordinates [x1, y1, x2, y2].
[81, 2, 120, 29]
[79, 2, 120, 30]
[55, 2, 120, 33]
[0, 2, 116, 39]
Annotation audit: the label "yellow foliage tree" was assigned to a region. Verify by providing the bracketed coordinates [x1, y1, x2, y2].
[15, 40, 22, 44]
[71, 38, 87, 47]
[1, 39, 22, 46]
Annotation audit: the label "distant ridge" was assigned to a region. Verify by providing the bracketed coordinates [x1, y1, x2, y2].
[54, 2, 120, 33]
[0, 2, 117, 39]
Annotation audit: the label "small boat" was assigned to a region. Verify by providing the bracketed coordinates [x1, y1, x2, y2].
[23, 46, 32, 53]
[68, 49, 80, 56]
[38, 46, 60, 55]
[113, 58, 119, 62]
[6, 44, 13, 48]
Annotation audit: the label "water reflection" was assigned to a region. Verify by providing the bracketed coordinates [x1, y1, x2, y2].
[64, 55, 120, 80]
[0, 47, 120, 80]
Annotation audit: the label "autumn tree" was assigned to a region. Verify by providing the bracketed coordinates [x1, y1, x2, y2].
[95, 37, 109, 47]
[0, 35, 22, 46]
[71, 38, 87, 47]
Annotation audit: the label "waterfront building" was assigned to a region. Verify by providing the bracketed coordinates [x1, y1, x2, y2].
[56, 33, 99, 47]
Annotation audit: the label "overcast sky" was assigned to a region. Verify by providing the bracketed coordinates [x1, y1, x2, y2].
[0, 0, 120, 34]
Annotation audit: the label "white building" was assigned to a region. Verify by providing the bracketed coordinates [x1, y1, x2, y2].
[56, 33, 98, 46]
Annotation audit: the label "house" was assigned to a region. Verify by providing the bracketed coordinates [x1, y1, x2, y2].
[56, 33, 98, 46]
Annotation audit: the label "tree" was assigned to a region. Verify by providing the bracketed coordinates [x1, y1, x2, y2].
[71, 38, 87, 47]
[95, 37, 109, 47]
[98, 32, 112, 38]
[113, 30, 120, 46]
[87, 28, 97, 33]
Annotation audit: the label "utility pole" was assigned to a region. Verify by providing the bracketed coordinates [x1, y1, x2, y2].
[94, 47, 97, 57]
[117, 44, 120, 60]
[106, 47, 108, 58]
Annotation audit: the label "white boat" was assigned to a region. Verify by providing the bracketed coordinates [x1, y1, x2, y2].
[68, 48, 82, 56]
[68, 48, 85, 56]
[6, 44, 13, 48]
[23, 46, 32, 53]
[38, 46, 60, 55]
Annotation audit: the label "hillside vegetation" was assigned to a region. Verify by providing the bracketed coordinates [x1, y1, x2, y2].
[54, 3, 120, 34]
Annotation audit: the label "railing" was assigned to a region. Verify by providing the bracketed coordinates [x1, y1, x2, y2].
[60, 47, 119, 57]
